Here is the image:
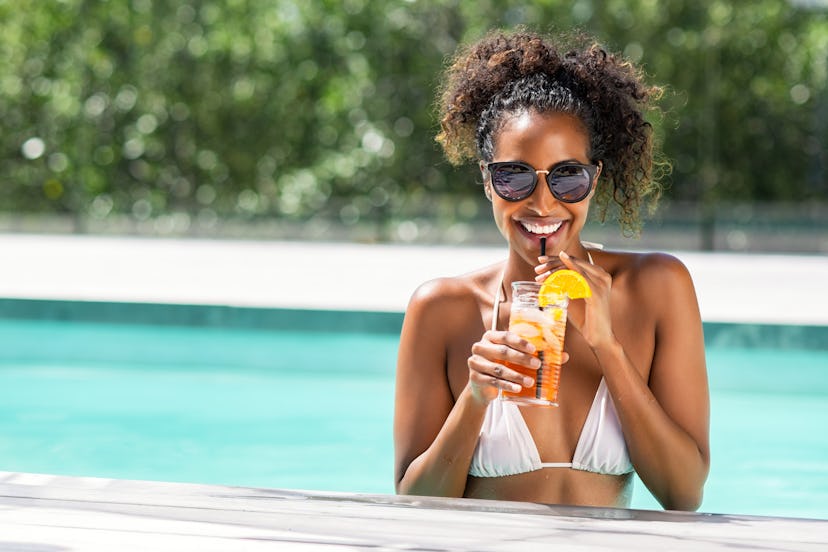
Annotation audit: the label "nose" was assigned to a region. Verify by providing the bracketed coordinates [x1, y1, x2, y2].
[527, 170, 558, 213]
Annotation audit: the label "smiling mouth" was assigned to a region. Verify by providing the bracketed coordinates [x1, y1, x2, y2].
[519, 220, 563, 235]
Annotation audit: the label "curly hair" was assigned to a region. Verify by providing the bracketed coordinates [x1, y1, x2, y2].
[436, 29, 667, 235]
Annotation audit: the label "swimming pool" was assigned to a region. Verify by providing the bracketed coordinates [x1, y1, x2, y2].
[1, 316, 826, 520]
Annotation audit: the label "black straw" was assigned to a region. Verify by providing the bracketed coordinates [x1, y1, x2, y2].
[538, 238, 547, 400]
[536, 351, 544, 399]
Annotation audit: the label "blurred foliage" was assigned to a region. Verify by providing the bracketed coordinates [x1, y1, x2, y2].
[0, 0, 826, 237]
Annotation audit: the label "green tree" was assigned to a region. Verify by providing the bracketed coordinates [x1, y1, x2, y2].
[1, 1, 825, 238]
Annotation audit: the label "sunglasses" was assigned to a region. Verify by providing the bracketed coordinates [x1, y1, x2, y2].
[486, 161, 600, 203]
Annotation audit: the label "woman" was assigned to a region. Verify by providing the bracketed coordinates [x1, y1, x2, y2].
[393, 29, 709, 511]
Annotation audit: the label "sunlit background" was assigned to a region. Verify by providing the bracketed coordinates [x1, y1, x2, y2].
[1, 2, 828, 524]
[1, 0, 826, 250]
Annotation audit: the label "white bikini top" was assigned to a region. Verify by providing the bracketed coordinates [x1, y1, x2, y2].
[469, 246, 634, 478]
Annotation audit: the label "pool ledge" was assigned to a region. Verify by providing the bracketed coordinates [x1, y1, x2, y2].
[1, 233, 827, 326]
[1, 472, 826, 551]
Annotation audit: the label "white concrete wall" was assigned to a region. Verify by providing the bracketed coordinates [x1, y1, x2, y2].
[1, 233, 826, 325]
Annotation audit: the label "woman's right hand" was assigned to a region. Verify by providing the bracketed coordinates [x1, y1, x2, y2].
[467, 330, 540, 404]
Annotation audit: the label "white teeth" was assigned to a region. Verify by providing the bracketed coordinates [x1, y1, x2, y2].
[520, 221, 562, 234]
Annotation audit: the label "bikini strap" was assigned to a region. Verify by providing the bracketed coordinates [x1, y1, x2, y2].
[582, 240, 604, 251]
[492, 268, 505, 331]
[583, 241, 601, 266]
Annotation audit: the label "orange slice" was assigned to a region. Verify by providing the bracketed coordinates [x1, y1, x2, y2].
[539, 269, 592, 305]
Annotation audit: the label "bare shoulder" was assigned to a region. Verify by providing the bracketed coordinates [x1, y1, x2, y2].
[599, 250, 699, 320]
[406, 263, 501, 317]
[603, 250, 694, 291]
[398, 263, 501, 383]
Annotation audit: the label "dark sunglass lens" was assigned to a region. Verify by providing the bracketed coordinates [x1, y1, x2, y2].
[549, 165, 591, 202]
[492, 164, 536, 200]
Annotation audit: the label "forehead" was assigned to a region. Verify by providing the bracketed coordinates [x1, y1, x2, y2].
[493, 110, 591, 162]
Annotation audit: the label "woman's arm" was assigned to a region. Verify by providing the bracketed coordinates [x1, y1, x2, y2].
[394, 278, 538, 497]
[394, 279, 484, 497]
[618, 254, 710, 510]
[558, 252, 710, 511]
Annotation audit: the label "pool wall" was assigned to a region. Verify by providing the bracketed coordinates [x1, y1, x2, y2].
[2, 297, 827, 351]
[0, 297, 404, 334]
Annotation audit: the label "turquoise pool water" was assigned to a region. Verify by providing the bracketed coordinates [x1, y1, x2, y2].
[1, 319, 826, 520]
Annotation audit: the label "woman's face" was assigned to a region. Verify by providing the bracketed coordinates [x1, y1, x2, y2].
[483, 109, 596, 266]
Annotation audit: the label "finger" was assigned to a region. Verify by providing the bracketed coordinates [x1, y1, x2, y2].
[483, 330, 537, 355]
[559, 250, 603, 276]
[558, 250, 587, 270]
[535, 270, 550, 283]
[470, 371, 522, 394]
[468, 357, 533, 391]
[535, 261, 567, 283]
[558, 251, 608, 288]
[469, 344, 541, 382]
[490, 361, 535, 389]
[472, 331, 541, 370]
[535, 258, 566, 274]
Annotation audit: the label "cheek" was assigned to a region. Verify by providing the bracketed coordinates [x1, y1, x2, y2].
[571, 200, 592, 221]
[491, 200, 518, 232]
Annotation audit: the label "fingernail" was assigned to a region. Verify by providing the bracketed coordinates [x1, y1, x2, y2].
[523, 377, 534, 387]
[559, 251, 570, 259]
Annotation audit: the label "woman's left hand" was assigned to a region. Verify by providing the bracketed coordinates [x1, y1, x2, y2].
[534, 251, 616, 351]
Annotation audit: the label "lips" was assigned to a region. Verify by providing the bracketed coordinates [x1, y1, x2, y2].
[518, 220, 563, 235]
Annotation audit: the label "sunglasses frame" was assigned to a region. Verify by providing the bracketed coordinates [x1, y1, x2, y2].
[486, 160, 600, 203]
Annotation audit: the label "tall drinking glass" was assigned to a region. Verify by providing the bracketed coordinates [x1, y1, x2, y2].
[500, 281, 568, 407]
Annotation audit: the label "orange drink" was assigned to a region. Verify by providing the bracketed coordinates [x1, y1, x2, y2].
[501, 281, 568, 407]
